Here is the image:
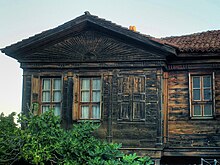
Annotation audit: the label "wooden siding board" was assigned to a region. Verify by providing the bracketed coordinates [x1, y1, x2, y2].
[215, 70, 220, 118]
[168, 70, 220, 149]
[66, 77, 73, 128]
[22, 75, 32, 115]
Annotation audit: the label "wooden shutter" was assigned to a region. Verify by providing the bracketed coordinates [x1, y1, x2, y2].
[22, 75, 32, 115]
[67, 77, 73, 127]
[31, 75, 40, 115]
[118, 75, 145, 121]
[62, 76, 74, 128]
[73, 75, 79, 121]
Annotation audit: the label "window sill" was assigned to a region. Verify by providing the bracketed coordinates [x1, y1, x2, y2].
[117, 119, 146, 124]
[190, 116, 214, 120]
[77, 119, 102, 123]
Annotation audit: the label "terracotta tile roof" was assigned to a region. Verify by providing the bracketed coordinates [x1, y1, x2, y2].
[161, 30, 220, 53]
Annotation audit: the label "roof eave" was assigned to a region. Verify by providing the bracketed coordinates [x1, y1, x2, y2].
[2, 12, 177, 58]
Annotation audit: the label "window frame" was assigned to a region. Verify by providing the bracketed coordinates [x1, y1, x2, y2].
[189, 72, 215, 119]
[40, 77, 62, 116]
[78, 77, 102, 120]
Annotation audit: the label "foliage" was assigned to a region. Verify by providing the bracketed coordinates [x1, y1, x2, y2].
[0, 112, 21, 164]
[0, 110, 153, 165]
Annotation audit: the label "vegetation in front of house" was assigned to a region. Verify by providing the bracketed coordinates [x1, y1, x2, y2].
[0, 110, 153, 165]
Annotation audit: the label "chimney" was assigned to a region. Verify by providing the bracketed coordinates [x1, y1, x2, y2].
[129, 26, 136, 32]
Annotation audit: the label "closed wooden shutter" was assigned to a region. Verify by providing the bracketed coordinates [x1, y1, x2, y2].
[31, 75, 40, 115]
[118, 75, 145, 121]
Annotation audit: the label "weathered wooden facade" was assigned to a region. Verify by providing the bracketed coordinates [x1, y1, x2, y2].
[2, 12, 220, 164]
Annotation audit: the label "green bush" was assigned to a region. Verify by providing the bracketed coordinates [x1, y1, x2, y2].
[0, 110, 153, 165]
[0, 112, 21, 164]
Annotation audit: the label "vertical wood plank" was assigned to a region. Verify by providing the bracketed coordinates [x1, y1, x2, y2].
[73, 75, 79, 120]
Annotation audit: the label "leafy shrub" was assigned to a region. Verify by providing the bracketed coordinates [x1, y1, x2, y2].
[0, 112, 21, 164]
[0, 110, 153, 165]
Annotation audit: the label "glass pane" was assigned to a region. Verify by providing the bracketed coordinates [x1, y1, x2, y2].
[81, 106, 89, 119]
[121, 104, 129, 119]
[42, 91, 50, 102]
[203, 76, 211, 88]
[204, 104, 212, 116]
[53, 105, 61, 116]
[92, 79, 101, 90]
[43, 79, 50, 90]
[193, 77, 200, 88]
[53, 79, 61, 90]
[193, 105, 201, 116]
[53, 91, 61, 102]
[81, 79, 90, 90]
[193, 89, 200, 100]
[81, 91, 90, 102]
[204, 89, 211, 100]
[92, 105, 100, 119]
[92, 91, 100, 102]
[42, 105, 50, 113]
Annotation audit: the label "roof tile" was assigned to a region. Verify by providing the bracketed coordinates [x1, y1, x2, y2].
[162, 30, 220, 53]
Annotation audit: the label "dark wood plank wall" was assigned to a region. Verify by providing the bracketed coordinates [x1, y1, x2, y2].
[110, 68, 162, 148]
[23, 67, 164, 149]
[21, 66, 220, 160]
[216, 70, 220, 119]
[167, 70, 220, 147]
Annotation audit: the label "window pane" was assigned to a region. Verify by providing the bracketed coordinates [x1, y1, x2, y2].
[81, 91, 90, 102]
[92, 79, 101, 90]
[193, 89, 200, 100]
[193, 105, 201, 116]
[204, 89, 211, 100]
[81, 79, 90, 90]
[203, 76, 211, 88]
[42, 105, 50, 113]
[92, 91, 100, 102]
[204, 104, 212, 116]
[81, 106, 89, 119]
[92, 105, 100, 119]
[53, 91, 61, 102]
[43, 79, 50, 90]
[53, 105, 61, 116]
[42, 91, 50, 102]
[193, 77, 200, 88]
[53, 79, 61, 90]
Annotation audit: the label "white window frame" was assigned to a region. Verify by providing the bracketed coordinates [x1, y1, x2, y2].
[79, 77, 102, 120]
[189, 72, 215, 119]
[41, 77, 62, 116]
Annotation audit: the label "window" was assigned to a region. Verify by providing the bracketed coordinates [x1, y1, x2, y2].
[118, 75, 145, 121]
[41, 78, 62, 116]
[190, 74, 213, 118]
[79, 78, 101, 119]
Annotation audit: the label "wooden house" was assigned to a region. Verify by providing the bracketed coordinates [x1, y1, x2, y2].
[1, 12, 220, 164]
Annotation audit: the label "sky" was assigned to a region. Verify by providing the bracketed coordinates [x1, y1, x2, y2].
[1, 0, 220, 116]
